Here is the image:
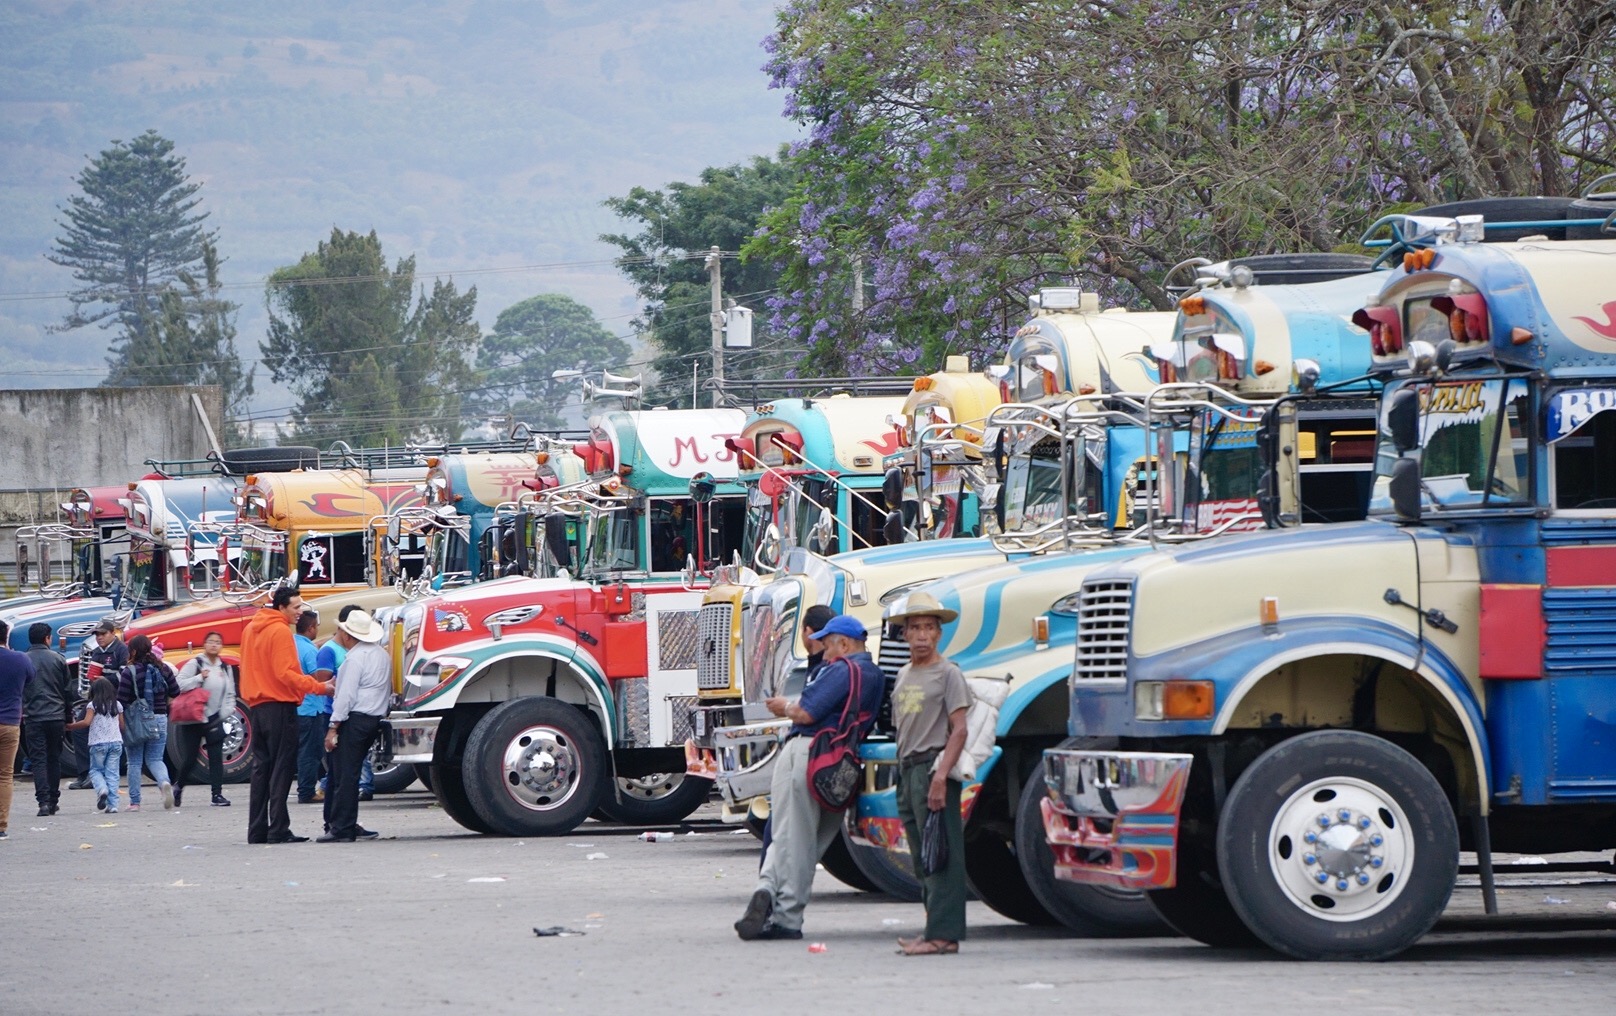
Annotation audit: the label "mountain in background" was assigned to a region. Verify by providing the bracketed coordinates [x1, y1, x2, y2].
[0, 0, 796, 419]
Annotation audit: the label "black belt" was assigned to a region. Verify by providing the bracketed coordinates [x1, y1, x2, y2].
[898, 748, 942, 771]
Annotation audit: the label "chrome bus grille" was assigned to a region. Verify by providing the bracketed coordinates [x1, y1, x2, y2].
[697, 602, 734, 691]
[1076, 579, 1133, 680]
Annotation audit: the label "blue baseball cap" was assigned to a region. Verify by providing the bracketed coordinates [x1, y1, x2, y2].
[810, 614, 868, 641]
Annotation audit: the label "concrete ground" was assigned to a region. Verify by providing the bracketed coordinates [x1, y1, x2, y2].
[2, 782, 1613, 1016]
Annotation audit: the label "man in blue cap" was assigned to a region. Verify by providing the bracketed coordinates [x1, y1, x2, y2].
[734, 613, 885, 940]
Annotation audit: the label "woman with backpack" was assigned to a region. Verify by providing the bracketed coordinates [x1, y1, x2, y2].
[116, 635, 180, 811]
[170, 632, 235, 808]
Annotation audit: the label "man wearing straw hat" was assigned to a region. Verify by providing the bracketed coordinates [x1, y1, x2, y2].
[318, 609, 390, 843]
[884, 590, 970, 956]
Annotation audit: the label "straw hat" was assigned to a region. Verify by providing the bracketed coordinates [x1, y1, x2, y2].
[884, 590, 958, 625]
[337, 609, 384, 643]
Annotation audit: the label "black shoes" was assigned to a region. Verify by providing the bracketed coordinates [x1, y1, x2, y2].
[356, 827, 380, 840]
[359, 791, 374, 802]
[267, 834, 310, 844]
[734, 889, 775, 941]
[752, 925, 804, 940]
[172, 787, 183, 809]
[38, 805, 51, 817]
[211, 794, 231, 807]
[96, 793, 107, 813]
[68, 777, 93, 790]
[317, 833, 355, 843]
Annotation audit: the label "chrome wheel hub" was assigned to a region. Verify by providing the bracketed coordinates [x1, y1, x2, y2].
[501, 725, 580, 811]
[1268, 777, 1411, 921]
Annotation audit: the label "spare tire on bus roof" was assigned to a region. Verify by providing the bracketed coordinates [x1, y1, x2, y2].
[1566, 174, 1616, 240]
[1415, 196, 1577, 242]
[1225, 252, 1376, 286]
[218, 446, 321, 475]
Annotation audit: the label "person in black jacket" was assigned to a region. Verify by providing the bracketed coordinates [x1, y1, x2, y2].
[67, 618, 128, 791]
[116, 635, 180, 811]
[23, 623, 72, 816]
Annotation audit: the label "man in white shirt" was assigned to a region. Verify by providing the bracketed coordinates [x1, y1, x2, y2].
[317, 610, 392, 843]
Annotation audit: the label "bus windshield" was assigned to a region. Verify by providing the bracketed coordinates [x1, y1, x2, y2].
[1370, 377, 1532, 512]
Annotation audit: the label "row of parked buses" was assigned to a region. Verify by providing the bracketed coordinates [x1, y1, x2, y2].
[375, 188, 1616, 960]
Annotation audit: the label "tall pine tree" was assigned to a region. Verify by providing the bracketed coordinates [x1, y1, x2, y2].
[47, 130, 219, 382]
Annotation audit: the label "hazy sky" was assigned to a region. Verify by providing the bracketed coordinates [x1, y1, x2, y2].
[0, 1, 799, 419]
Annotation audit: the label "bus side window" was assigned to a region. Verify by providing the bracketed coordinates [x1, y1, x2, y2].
[1554, 409, 1616, 510]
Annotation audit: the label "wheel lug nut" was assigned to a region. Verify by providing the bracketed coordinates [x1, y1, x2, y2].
[1337, 809, 1352, 822]
[1370, 856, 1383, 868]
[1304, 831, 1318, 844]
[1357, 873, 1371, 885]
[1303, 853, 1317, 865]
[1336, 879, 1349, 891]
[1370, 834, 1383, 847]
[1317, 815, 1331, 827]
[1315, 872, 1329, 884]
[1358, 817, 1372, 830]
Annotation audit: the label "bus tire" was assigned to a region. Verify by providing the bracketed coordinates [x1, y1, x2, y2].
[460, 696, 607, 837]
[595, 773, 711, 825]
[1216, 730, 1459, 960]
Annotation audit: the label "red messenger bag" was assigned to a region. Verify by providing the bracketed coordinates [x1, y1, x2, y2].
[804, 658, 872, 811]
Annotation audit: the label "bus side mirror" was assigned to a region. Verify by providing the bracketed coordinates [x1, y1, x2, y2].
[1388, 457, 1422, 523]
[882, 468, 904, 511]
[883, 510, 906, 545]
[513, 511, 531, 576]
[688, 471, 716, 504]
[1385, 388, 1419, 455]
[544, 514, 571, 570]
[386, 515, 401, 547]
[15, 542, 28, 589]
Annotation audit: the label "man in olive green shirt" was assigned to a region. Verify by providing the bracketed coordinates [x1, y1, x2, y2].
[885, 591, 970, 955]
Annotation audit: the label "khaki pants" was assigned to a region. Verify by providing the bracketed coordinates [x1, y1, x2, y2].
[0, 724, 18, 834]
[753, 737, 843, 932]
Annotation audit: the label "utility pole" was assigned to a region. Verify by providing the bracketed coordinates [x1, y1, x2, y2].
[706, 245, 723, 408]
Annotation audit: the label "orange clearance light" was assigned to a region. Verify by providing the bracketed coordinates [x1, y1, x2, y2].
[1032, 615, 1050, 644]
[127, 482, 138, 491]
[1178, 295, 1206, 316]
[535, 451, 550, 465]
[1254, 360, 1275, 376]
[913, 376, 935, 391]
[425, 456, 440, 468]
[1162, 680, 1215, 720]
[1041, 369, 1059, 398]
[1511, 327, 1534, 346]
[1259, 596, 1279, 628]
[1077, 383, 1097, 395]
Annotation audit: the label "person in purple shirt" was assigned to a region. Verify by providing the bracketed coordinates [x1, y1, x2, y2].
[734, 614, 884, 941]
[0, 619, 39, 839]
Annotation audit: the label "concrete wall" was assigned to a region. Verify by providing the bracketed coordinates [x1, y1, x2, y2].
[0, 385, 223, 494]
[0, 385, 224, 597]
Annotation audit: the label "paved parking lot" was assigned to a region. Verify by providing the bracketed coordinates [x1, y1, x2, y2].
[3, 782, 1614, 1016]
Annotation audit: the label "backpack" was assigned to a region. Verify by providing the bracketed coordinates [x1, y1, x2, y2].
[804, 657, 876, 811]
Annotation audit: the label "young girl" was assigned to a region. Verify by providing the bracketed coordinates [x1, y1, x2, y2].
[67, 676, 124, 813]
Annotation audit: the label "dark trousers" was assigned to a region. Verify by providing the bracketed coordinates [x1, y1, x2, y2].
[895, 760, 968, 943]
[72, 724, 90, 778]
[324, 713, 380, 838]
[26, 720, 64, 808]
[172, 719, 225, 796]
[247, 702, 299, 843]
[296, 712, 331, 800]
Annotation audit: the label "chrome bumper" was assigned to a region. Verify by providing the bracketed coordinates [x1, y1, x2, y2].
[708, 719, 791, 807]
[1040, 750, 1193, 890]
[386, 713, 441, 764]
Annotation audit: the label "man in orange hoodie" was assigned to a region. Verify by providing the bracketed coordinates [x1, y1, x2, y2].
[241, 587, 334, 844]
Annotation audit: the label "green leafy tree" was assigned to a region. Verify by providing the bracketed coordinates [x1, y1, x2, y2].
[755, 1, 1616, 374]
[262, 228, 478, 446]
[140, 241, 255, 441]
[602, 151, 797, 404]
[46, 130, 217, 378]
[474, 294, 631, 430]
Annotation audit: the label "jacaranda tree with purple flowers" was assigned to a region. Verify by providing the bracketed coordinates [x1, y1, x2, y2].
[750, 1, 1615, 375]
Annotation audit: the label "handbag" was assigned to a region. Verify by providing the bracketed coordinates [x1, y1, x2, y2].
[921, 807, 949, 875]
[804, 659, 870, 812]
[121, 665, 159, 747]
[170, 686, 209, 724]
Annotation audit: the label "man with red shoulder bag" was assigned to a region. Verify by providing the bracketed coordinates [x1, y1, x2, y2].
[733, 614, 884, 941]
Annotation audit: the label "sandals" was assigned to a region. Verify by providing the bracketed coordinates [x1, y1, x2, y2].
[897, 937, 959, 956]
